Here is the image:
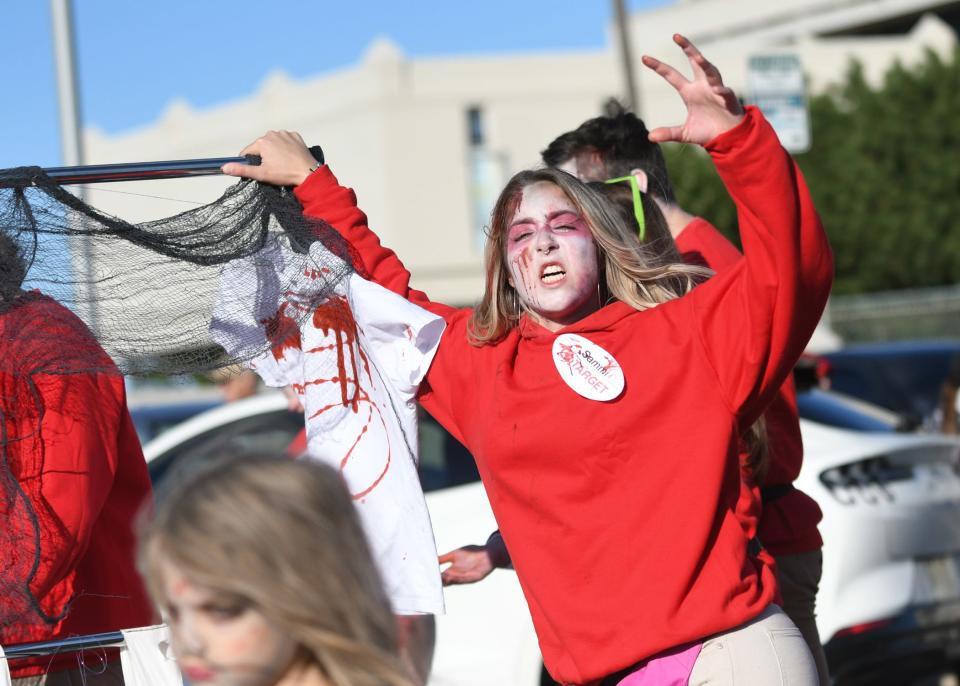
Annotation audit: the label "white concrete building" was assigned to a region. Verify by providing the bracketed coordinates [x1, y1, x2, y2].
[84, 0, 958, 306]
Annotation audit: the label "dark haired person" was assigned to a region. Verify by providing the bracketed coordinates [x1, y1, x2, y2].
[0, 232, 154, 684]
[540, 102, 830, 684]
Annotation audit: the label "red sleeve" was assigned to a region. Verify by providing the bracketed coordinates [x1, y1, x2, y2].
[676, 217, 807, 486]
[690, 107, 834, 428]
[676, 218, 743, 271]
[294, 167, 457, 320]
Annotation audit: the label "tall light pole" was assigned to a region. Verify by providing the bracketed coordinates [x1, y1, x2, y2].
[612, 0, 640, 114]
[50, 0, 97, 332]
[51, 0, 85, 174]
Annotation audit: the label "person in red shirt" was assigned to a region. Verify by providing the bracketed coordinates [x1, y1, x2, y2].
[541, 99, 830, 685]
[225, 36, 833, 686]
[0, 232, 155, 683]
[442, 97, 830, 683]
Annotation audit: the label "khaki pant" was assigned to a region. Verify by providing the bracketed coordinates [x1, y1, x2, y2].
[689, 605, 818, 685]
[776, 549, 831, 686]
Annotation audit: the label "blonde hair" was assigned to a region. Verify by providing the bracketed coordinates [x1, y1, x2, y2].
[469, 168, 710, 345]
[588, 180, 684, 264]
[742, 416, 770, 485]
[138, 455, 413, 686]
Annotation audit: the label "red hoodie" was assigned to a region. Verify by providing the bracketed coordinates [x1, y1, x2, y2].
[0, 293, 155, 677]
[676, 219, 823, 555]
[295, 108, 833, 684]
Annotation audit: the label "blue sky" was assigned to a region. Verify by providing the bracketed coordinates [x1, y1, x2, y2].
[0, 1, 669, 170]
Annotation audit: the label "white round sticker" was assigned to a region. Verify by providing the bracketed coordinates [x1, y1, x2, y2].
[551, 333, 625, 402]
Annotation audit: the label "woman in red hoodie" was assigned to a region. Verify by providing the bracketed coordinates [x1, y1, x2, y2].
[225, 35, 833, 686]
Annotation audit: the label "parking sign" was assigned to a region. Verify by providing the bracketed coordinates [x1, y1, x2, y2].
[746, 54, 811, 153]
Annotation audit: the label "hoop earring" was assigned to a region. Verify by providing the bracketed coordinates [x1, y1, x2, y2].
[512, 288, 520, 315]
[597, 281, 603, 307]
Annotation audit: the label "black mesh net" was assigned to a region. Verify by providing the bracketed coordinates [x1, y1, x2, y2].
[0, 163, 361, 637]
[0, 163, 356, 374]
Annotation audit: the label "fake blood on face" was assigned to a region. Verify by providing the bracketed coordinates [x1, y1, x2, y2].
[505, 182, 600, 331]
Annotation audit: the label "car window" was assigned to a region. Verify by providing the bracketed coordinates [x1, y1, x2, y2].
[149, 409, 304, 488]
[149, 405, 480, 495]
[825, 344, 960, 420]
[130, 401, 221, 443]
[796, 389, 900, 432]
[418, 409, 480, 493]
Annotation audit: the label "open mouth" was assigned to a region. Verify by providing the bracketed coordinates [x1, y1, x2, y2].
[541, 264, 566, 284]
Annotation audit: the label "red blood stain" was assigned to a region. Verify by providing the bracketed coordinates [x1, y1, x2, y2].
[512, 247, 540, 309]
[339, 395, 391, 500]
[304, 386, 391, 500]
[261, 303, 301, 361]
[288, 296, 392, 498]
[302, 267, 333, 280]
[311, 296, 370, 412]
[304, 343, 337, 354]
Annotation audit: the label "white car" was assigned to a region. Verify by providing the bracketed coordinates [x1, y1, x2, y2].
[143, 390, 960, 686]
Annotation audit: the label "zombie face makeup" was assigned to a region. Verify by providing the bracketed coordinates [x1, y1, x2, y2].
[505, 182, 600, 331]
[160, 562, 299, 686]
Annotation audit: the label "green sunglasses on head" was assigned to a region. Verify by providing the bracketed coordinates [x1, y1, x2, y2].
[604, 175, 646, 241]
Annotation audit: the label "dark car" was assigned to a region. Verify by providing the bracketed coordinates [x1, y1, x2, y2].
[821, 340, 960, 429]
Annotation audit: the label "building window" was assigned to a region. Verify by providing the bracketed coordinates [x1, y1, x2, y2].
[467, 106, 484, 147]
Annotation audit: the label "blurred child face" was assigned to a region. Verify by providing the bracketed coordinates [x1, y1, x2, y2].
[505, 182, 600, 331]
[159, 561, 299, 686]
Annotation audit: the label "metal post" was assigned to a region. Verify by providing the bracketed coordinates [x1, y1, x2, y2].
[50, 0, 97, 331]
[612, 0, 640, 115]
[50, 0, 85, 174]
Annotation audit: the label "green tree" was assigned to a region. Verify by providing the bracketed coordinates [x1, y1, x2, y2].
[662, 46, 960, 295]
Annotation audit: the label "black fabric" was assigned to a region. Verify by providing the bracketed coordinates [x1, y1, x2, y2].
[0, 165, 358, 633]
[760, 483, 796, 504]
[0, 166, 354, 374]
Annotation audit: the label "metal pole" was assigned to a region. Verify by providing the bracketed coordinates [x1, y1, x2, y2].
[3, 631, 125, 659]
[50, 0, 85, 175]
[1, 155, 260, 187]
[612, 0, 640, 115]
[49, 0, 98, 332]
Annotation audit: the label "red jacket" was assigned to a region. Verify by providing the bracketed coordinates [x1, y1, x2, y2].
[295, 108, 833, 684]
[676, 219, 823, 555]
[0, 294, 155, 677]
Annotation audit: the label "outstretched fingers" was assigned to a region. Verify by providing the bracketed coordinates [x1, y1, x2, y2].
[674, 33, 725, 87]
[641, 54, 689, 93]
[695, 53, 726, 88]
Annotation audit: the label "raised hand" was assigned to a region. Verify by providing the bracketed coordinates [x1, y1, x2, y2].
[642, 34, 744, 145]
[222, 130, 318, 186]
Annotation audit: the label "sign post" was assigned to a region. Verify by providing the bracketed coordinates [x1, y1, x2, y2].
[746, 54, 811, 153]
